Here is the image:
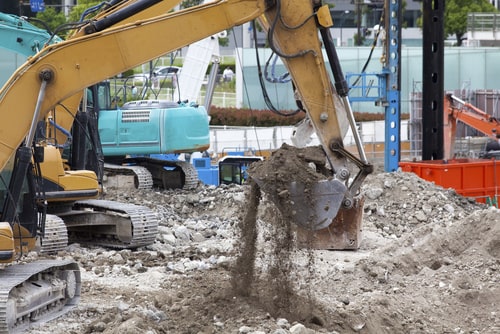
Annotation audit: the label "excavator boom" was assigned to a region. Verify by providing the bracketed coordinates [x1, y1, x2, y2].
[0, 0, 266, 171]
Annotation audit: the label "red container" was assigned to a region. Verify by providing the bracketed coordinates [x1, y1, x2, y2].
[399, 158, 500, 205]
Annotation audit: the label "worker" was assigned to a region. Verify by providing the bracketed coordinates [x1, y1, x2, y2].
[223, 67, 234, 82]
[151, 72, 159, 89]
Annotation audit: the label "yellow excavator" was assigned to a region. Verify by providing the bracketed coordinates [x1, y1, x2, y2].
[38, 0, 202, 250]
[33, 0, 191, 250]
[0, 0, 371, 331]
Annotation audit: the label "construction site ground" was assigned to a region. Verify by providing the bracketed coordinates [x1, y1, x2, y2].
[25, 147, 499, 334]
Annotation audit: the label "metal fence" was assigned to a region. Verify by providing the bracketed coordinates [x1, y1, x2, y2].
[408, 87, 500, 159]
[467, 13, 500, 33]
[208, 120, 414, 165]
[109, 77, 237, 108]
[154, 89, 237, 108]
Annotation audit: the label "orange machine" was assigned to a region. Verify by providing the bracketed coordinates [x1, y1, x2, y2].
[400, 94, 500, 206]
[443, 93, 500, 159]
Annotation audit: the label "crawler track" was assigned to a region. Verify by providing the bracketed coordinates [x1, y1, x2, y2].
[104, 163, 153, 189]
[39, 215, 68, 254]
[0, 259, 80, 334]
[104, 159, 199, 190]
[59, 199, 159, 249]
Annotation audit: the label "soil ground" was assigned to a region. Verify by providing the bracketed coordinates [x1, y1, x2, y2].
[24, 145, 500, 334]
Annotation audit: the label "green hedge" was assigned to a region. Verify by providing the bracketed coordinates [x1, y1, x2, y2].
[209, 106, 409, 126]
[209, 107, 305, 126]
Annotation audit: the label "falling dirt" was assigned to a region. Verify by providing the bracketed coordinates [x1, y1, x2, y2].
[231, 180, 260, 297]
[231, 144, 348, 328]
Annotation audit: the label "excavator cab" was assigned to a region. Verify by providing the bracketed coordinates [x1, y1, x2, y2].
[218, 155, 263, 185]
[481, 135, 500, 159]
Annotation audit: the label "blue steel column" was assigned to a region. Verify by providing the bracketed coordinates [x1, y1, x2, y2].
[384, 0, 402, 171]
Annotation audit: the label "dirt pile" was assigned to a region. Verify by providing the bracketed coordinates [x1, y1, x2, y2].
[25, 148, 499, 334]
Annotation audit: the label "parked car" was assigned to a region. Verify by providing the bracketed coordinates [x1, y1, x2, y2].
[124, 73, 149, 86]
[125, 66, 181, 84]
[153, 66, 181, 80]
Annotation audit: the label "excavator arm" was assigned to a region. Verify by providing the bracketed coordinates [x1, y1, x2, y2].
[444, 93, 500, 159]
[0, 0, 264, 170]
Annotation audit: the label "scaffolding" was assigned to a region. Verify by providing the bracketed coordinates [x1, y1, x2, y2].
[409, 84, 500, 159]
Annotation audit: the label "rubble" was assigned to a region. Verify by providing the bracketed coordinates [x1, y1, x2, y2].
[26, 169, 500, 334]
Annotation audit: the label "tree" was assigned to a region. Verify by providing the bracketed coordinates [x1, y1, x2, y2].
[34, 7, 67, 35]
[67, 0, 102, 23]
[445, 0, 497, 46]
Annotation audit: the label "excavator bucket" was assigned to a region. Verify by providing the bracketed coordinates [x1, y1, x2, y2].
[278, 179, 347, 231]
[295, 196, 364, 250]
[253, 177, 364, 250]
[247, 144, 365, 250]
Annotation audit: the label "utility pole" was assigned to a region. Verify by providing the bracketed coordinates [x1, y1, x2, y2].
[356, 0, 362, 45]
